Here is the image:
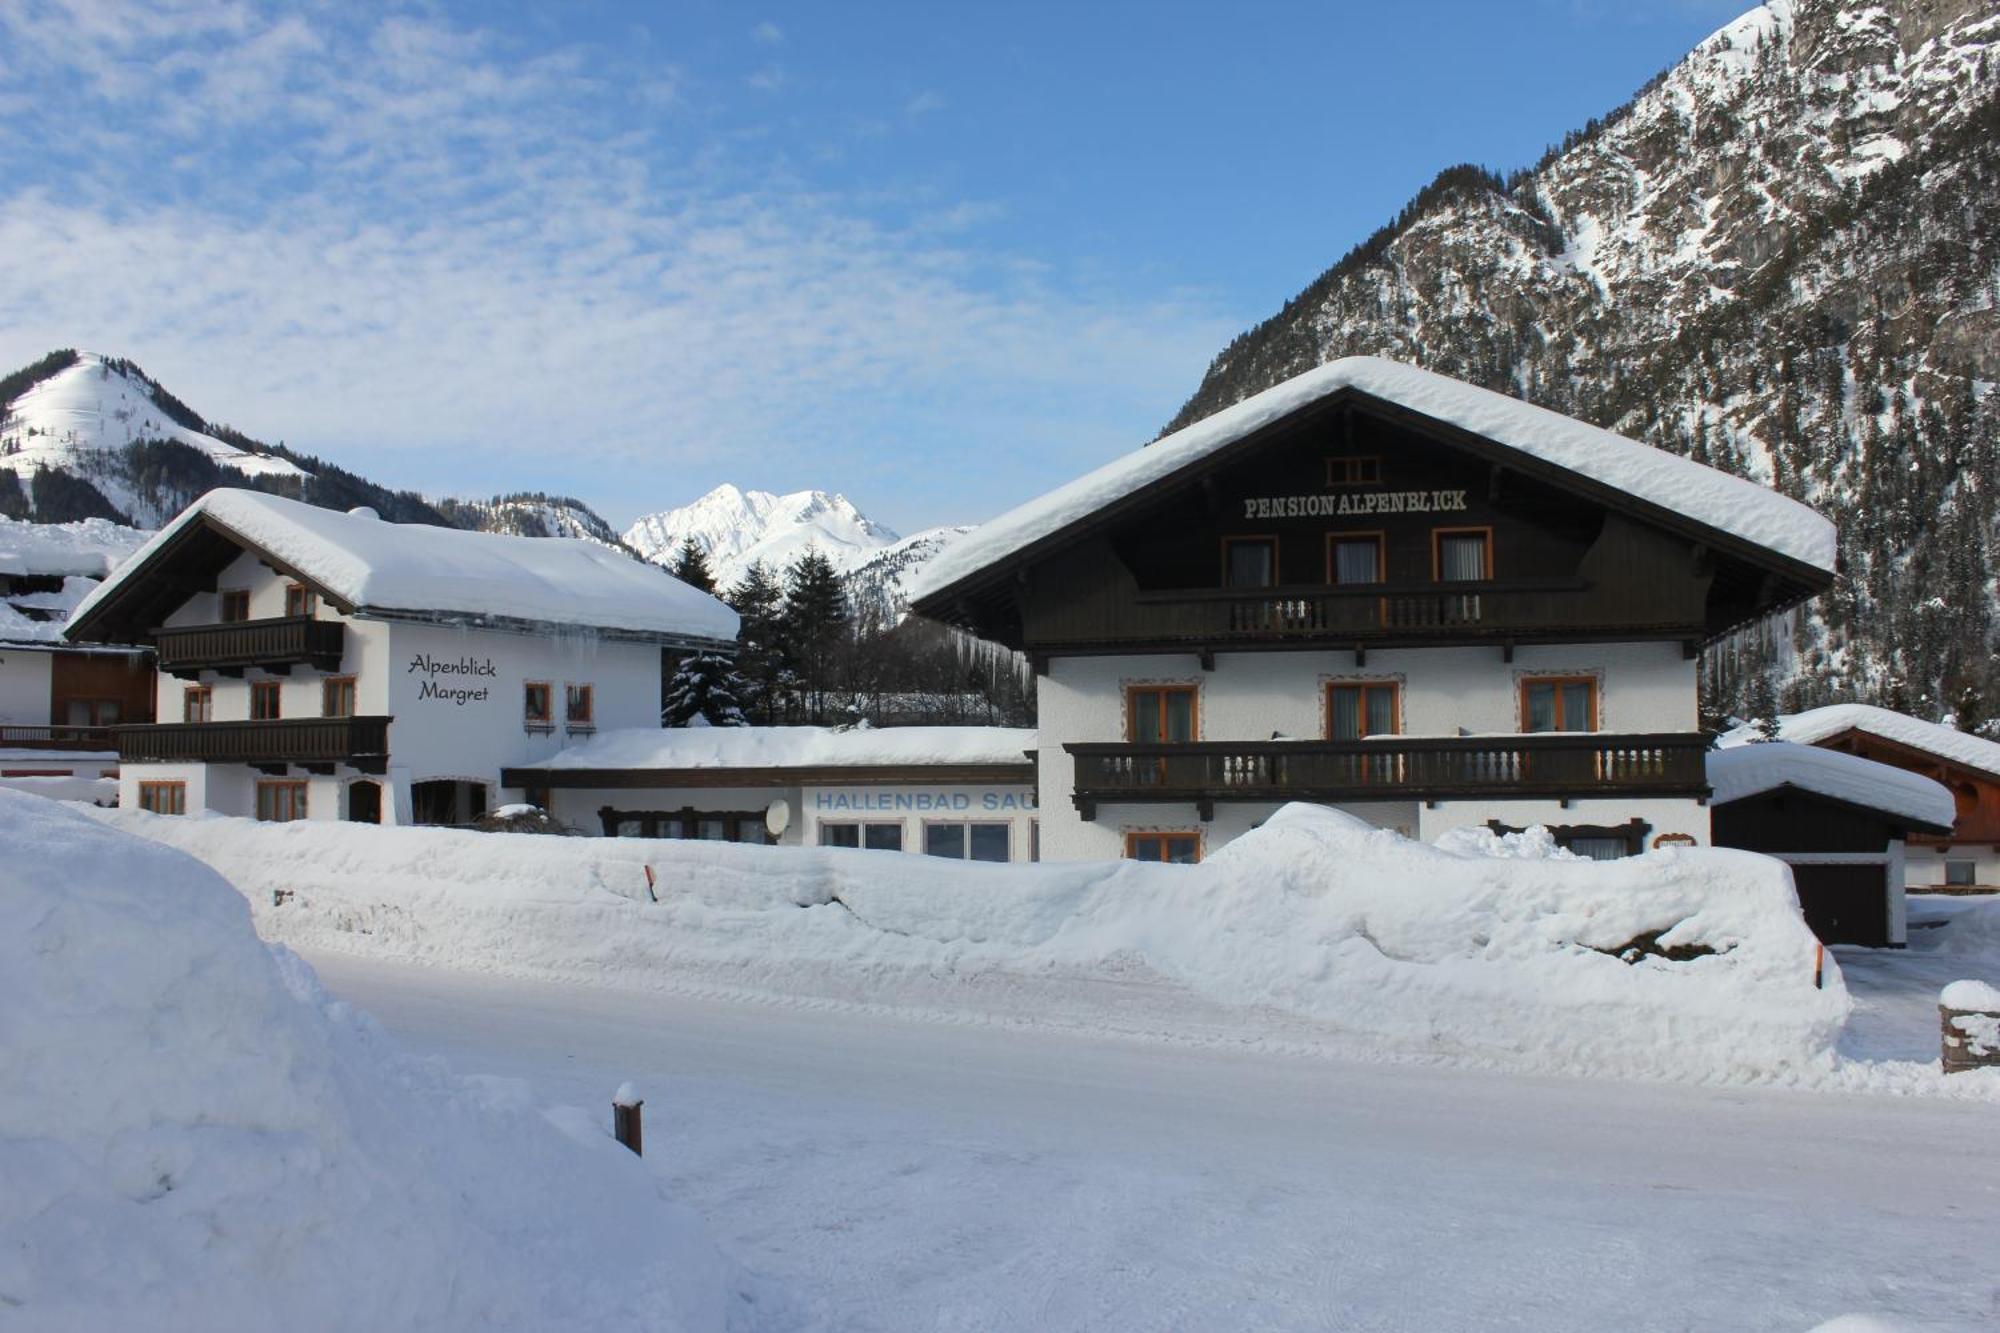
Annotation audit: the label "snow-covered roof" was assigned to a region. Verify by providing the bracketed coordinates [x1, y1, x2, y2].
[529, 725, 1036, 772]
[0, 515, 150, 580]
[71, 490, 739, 643]
[911, 356, 1836, 602]
[1723, 704, 2000, 782]
[1707, 741, 1956, 831]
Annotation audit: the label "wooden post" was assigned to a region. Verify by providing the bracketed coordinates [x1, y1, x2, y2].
[613, 1083, 643, 1155]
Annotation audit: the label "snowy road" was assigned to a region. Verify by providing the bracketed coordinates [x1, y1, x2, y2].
[309, 953, 1999, 1332]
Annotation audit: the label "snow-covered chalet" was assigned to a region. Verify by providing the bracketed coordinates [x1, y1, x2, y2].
[64, 490, 738, 824]
[909, 357, 1837, 863]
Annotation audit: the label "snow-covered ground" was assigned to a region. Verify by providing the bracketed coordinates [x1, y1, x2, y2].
[308, 952, 2000, 1331]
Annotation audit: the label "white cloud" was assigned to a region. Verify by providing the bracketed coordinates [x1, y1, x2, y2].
[751, 20, 783, 44]
[905, 90, 946, 116]
[0, 2, 1235, 529]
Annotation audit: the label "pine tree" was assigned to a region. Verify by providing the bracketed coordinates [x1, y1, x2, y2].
[669, 537, 716, 594]
[725, 561, 787, 724]
[782, 548, 849, 724]
[662, 652, 748, 727]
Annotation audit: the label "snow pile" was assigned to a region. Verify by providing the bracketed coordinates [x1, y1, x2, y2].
[534, 724, 1036, 771]
[0, 513, 151, 579]
[1707, 741, 1956, 830]
[73, 489, 740, 643]
[1724, 704, 2000, 781]
[0, 772, 116, 803]
[912, 355, 1836, 603]
[1940, 979, 2000, 1013]
[102, 801, 1852, 1086]
[0, 791, 775, 1330]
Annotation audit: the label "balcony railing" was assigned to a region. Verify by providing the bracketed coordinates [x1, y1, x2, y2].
[0, 724, 117, 752]
[154, 617, 346, 676]
[113, 717, 391, 772]
[1064, 732, 1709, 818]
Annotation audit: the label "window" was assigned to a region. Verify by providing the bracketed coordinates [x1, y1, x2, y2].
[284, 583, 318, 618]
[256, 780, 308, 822]
[696, 816, 728, 841]
[1128, 685, 1197, 744]
[219, 589, 250, 622]
[925, 822, 1010, 862]
[565, 683, 594, 730]
[1328, 456, 1382, 486]
[1434, 528, 1491, 582]
[1223, 536, 1277, 589]
[1031, 819, 1040, 863]
[820, 822, 903, 851]
[138, 781, 186, 815]
[524, 681, 553, 731]
[1328, 533, 1384, 585]
[322, 676, 356, 718]
[601, 809, 769, 843]
[1327, 681, 1400, 740]
[1565, 837, 1633, 862]
[250, 680, 282, 720]
[1488, 818, 1647, 860]
[1946, 860, 1977, 887]
[1126, 831, 1200, 864]
[737, 816, 774, 846]
[1521, 676, 1597, 732]
[183, 686, 213, 723]
[66, 699, 120, 726]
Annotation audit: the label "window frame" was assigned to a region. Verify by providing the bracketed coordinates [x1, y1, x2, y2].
[1125, 683, 1199, 745]
[1220, 534, 1280, 589]
[820, 820, 904, 851]
[1519, 675, 1600, 733]
[255, 779, 308, 822]
[524, 680, 554, 732]
[1324, 679, 1402, 740]
[1432, 526, 1494, 582]
[1945, 860, 1977, 887]
[565, 682, 595, 731]
[321, 675, 357, 718]
[923, 819, 1012, 862]
[138, 780, 187, 815]
[182, 685, 213, 723]
[1327, 456, 1383, 487]
[218, 588, 251, 623]
[1124, 830, 1202, 864]
[250, 679, 282, 721]
[284, 583, 318, 618]
[1325, 530, 1387, 586]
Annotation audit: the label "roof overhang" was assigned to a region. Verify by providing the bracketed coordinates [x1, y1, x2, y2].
[1711, 779, 1955, 838]
[502, 762, 1037, 790]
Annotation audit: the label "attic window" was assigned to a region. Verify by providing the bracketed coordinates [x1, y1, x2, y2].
[219, 589, 250, 622]
[285, 584, 317, 618]
[1329, 456, 1382, 487]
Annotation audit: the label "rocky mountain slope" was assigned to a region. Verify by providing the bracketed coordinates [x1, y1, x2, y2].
[623, 484, 902, 588]
[1168, 0, 2000, 725]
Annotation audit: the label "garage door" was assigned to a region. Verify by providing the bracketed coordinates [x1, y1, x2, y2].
[1791, 863, 1889, 947]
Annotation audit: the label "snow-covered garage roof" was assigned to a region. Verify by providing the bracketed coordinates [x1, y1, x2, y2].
[1724, 704, 2000, 783]
[911, 356, 1836, 604]
[1708, 741, 1956, 832]
[69, 489, 739, 645]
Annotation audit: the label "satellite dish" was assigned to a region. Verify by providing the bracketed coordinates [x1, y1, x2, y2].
[765, 799, 791, 838]
[347, 505, 380, 520]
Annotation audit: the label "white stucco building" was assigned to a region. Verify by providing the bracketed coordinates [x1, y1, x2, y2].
[65, 490, 737, 824]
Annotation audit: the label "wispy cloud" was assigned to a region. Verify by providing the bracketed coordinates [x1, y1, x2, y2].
[751, 20, 783, 44]
[0, 1, 1233, 529]
[905, 90, 946, 117]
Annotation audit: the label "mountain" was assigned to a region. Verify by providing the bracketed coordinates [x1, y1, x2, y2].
[0, 350, 454, 529]
[432, 493, 632, 552]
[844, 525, 974, 623]
[624, 484, 902, 590]
[1165, 0, 2000, 725]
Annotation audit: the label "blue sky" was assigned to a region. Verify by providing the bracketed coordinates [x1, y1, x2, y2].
[0, 0, 1746, 536]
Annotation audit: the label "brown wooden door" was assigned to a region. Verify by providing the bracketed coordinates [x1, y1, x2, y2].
[1791, 864, 1889, 947]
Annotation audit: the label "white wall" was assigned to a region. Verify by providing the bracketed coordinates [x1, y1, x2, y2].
[0, 648, 53, 724]
[1905, 844, 2000, 891]
[1036, 641, 1700, 862]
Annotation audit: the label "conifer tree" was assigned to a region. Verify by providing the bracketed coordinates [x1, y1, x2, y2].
[782, 548, 849, 724]
[725, 560, 787, 724]
[668, 537, 716, 594]
[662, 652, 748, 727]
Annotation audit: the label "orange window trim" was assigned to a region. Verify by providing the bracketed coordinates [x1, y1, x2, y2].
[1328, 456, 1383, 487]
[1520, 675, 1600, 731]
[566, 683, 594, 722]
[1325, 530, 1387, 584]
[1432, 526, 1495, 581]
[1124, 830, 1202, 863]
[1125, 684, 1198, 743]
[1324, 680, 1402, 738]
[524, 681, 553, 721]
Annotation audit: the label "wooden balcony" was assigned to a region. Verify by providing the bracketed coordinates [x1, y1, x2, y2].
[1063, 732, 1710, 819]
[0, 724, 117, 752]
[113, 717, 391, 773]
[154, 616, 346, 677]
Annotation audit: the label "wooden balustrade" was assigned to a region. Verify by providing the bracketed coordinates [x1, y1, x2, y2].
[113, 717, 391, 772]
[0, 724, 117, 751]
[154, 617, 346, 676]
[1064, 732, 1709, 816]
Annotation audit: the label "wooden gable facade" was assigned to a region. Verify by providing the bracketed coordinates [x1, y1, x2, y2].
[1806, 729, 2000, 853]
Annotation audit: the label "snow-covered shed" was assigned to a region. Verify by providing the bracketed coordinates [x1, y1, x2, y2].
[1722, 705, 2000, 892]
[1708, 741, 1954, 947]
[505, 725, 1039, 859]
[909, 355, 1835, 863]
[64, 489, 738, 826]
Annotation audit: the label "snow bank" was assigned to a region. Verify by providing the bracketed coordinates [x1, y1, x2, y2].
[0, 772, 116, 803]
[0, 791, 777, 1331]
[0, 513, 151, 579]
[535, 723, 1036, 771]
[99, 802, 1853, 1086]
[1724, 704, 2000, 782]
[1940, 979, 2000, 1012]
[72, 489, 740, 643]
[912, 355, 1836, 602]
[1708, 741, 1956, 830]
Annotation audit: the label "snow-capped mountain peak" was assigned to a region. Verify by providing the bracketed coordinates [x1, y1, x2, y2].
[623, 485, 901, 588]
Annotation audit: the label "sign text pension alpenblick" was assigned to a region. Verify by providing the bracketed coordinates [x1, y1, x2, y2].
[1242, 489, 1468, 520]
